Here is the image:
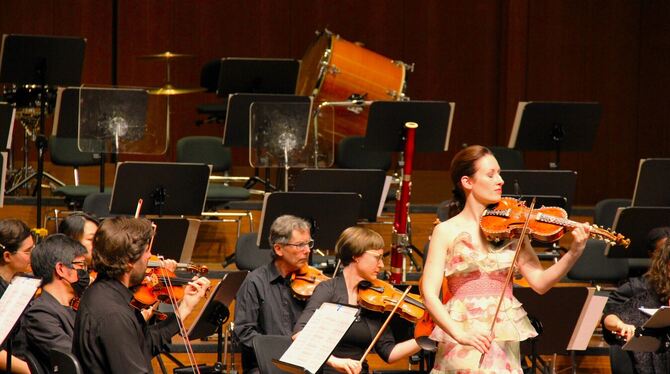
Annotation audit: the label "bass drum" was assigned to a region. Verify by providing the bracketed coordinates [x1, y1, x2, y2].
[296, 31, 407, 140]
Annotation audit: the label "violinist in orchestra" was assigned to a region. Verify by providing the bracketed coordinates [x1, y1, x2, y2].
[602, 237, 670, 373]
[16, 234, 89, 373]
[72, 216, 210, 374]
[0, 218, 34, 374]
[294, 227, 421, 374]
[421, 145, 590, 373]
[59, 212, 100, 266]
[233, 215, 312, 373]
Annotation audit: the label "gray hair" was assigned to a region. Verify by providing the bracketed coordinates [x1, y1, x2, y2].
[268, 215, 311, 246]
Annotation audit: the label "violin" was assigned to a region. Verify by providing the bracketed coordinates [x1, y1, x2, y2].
[480, 197, 630, 247]
[131, 263, 208, 314]
[147, 255, 208, 275]
[290, 265, 329, 300]
[357, 279, 425, 322]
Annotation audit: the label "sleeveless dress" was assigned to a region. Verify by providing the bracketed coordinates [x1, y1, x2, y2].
[429, 232, 537, 374]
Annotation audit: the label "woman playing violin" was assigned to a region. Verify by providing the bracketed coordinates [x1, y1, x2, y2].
[421, 145, 590, 373]
[294, 227, 421, 374]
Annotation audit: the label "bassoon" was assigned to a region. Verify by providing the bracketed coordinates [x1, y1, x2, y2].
[389, 122, 418, 284]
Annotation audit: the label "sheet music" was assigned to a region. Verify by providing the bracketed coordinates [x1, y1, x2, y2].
[279, 302, 358, 374]
[0, 276, 41, 344]
[639, 306, 669, 317]
[377, 176, 392, 219]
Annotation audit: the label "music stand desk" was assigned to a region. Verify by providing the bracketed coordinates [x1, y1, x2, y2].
[632, 158, 670, 207]
[606, 207, 670, 258]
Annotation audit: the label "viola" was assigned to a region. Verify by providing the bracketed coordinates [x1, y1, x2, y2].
[147, 255, 208, 275]
[357, 279, 425, 322]
[290, 265, 329, 300]
[480, 197, 630, 247]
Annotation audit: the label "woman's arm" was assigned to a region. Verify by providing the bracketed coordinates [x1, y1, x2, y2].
[603, 314, 636, 342]
[517, 223, 590, 294]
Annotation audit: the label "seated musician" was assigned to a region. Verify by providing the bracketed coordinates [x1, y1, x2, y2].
[72, 216, 210, 374]
[18, 234, 89, 373]
[59, 212, 100, 266]
[233, 215, 312, 373]
[602, 238, 670, 373]
[293, 227, 421, 374]
[0, 218, 35, 374]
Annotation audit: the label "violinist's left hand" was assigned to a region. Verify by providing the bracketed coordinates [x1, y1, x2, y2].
[161, 259, 178, 273]
[178, 276, 211, 317]
[569, 222, 591, 255]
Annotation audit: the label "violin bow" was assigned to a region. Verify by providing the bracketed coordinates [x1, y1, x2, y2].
[358, 286, 412, 365]
[478, 198, 536, 368]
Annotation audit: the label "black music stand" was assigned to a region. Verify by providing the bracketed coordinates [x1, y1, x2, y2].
[605, 207, 670, 259]
[150, 218, 201, 263]
[501, 170, 577, 216]
[109, 162, 210, 216]
[507, 101, 601, 169]
[632, 158, 670, 207]
[0, 103, 15, 150]
[224, 93, 311, 191]
[295, 168, 387, 223]
[256, 192, 361, 251]
[0, 34, 86, 227]
[175, 271, 248, 374]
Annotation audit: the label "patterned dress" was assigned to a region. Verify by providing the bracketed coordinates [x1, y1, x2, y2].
[429, 232, 537, 373]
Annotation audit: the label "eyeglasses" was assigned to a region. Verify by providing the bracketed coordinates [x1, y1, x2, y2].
[364, 250, 384, 263]
[70, 261, 88, 271]
[282, 239, 315, 250]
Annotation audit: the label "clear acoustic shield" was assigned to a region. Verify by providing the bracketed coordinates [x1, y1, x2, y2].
[310, 105, 334, 168]
[76, 85, 168, 155]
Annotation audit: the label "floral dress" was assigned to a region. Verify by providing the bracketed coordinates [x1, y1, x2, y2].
[429, 232, 537, 373]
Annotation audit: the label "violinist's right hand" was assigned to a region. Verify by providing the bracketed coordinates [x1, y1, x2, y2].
[616, 321, 636, 342]
[453, 327, 492, 354]
[178, 276, 211, 318]
[327, 356, 362, 374]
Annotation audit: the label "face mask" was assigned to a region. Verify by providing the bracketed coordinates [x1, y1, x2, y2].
[70, 269, 90, 297]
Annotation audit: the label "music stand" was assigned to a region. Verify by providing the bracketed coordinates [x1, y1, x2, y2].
[150, 218, 201, 263]
[184, 271, 248, 373]
[256, 192, 361, 250]
[0, 34, 86, 227]
[507, 101, 601, 169]
[0, 152, 7, 208]
[605, 207, 670, 258]
[0, 103, 15, 150]
[295, 168, 386, 223]
[632, 158, 670, 207]
[364, 100, 454, 152]
[501, 170, 577, 216]
[109, 162, 210, 216]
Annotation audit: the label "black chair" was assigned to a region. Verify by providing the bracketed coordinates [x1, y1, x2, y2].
[234, 232, 273, 271]
[23, 350, 47, 374]
[176, 136, 251, 208]
[336, 136, 392, 171]
[567, 239, 630, 284]
[82, 192, 112, 218]
[252, 335, 293, 374]
[594, 198, 631, 227]
[489, 146, 524, 170]
[50, 348, 84, 374]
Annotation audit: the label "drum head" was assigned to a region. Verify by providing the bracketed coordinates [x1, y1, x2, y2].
[295, 33, 331, 97]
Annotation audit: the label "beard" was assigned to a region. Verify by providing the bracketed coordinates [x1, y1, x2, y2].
[128, 262, 147, 287]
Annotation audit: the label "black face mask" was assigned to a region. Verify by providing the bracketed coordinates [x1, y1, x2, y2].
[70, 269, 90, 297]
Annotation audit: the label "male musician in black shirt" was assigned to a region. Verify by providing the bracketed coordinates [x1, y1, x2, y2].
[72, 216, 210, 374]
[18, 234, 89, 373]
[233, 215, 313, 373]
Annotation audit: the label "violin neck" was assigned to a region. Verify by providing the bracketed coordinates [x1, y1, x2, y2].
[535, 212, 577, 229]
[147, 260, 189, 269]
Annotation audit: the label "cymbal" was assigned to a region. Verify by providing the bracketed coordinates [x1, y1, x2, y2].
[138, 51, 194, 60]
[148, 84, 205, 96]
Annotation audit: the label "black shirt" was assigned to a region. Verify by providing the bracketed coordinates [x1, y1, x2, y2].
[72, 276, 180, 374]
[19, 290, 76, 373]
[233, 262, 305, 372]
[293, 276, 395, 373]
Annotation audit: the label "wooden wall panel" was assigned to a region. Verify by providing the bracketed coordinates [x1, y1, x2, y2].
[1, 0, 670, 205]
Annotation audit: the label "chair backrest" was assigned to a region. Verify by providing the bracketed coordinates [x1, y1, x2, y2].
[594, 198, 632, 227]
[235, 232, 273, 271]
[567, 239, 629, 283]
[49, 136, 99, 167]
[176, 136, 232, 173]
[337, 136, 392, 170]
[489, 146, 524, 170]
[82, 192, 112, 218]
[23, 350, 47, 374]
[252, 335, 293, 374]
[50, 348, 84, 374]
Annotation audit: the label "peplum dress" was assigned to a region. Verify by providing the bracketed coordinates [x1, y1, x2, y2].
[429, 232, 537, 374]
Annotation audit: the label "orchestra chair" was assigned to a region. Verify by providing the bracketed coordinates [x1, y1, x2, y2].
[336, 136, 392, 170]
[176, 136, 251, 209]
[50, 348, 84, 374]
[49, 136, 110, 209]
[23, 350, 47, 374]
[488, 146, 524, 170]
[594, 198, 631, 227]
[234, 232, 273, 271]
[252, 335, 293, 374]
[81, 192, 113, 218]
[566, 239, 629, 285]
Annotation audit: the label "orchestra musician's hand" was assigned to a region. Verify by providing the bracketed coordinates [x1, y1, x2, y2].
[568, 222, 591, 255]
[452, 327, 493, 354]
[616, 321, 636, 342]
[178, 276, 211, 318]
[141, 303, 158, 321]
[161, 258, 178, 273]
[327, 356, 362, 374]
